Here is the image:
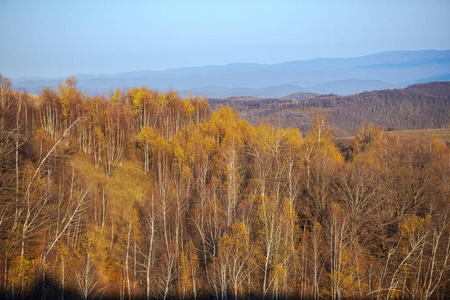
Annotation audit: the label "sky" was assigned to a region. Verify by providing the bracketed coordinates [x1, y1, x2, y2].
[1, 0, 450, 78]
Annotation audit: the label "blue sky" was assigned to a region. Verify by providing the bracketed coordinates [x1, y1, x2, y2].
[1, 0, 449, 78]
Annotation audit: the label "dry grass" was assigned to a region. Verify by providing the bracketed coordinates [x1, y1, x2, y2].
[340, 128, 450, 145]
[70, 153, 150, 217]
[385, 128, 450, 145]
[68, 152, 151, 291]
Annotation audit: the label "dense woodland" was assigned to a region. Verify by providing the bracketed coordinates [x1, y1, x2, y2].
[209, 82, 450, 136]
[0, 75, 449, 299]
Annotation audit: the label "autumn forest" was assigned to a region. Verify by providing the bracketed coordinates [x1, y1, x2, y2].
[0, 75, 449, 299]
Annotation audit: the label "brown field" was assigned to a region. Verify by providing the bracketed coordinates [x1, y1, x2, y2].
[339, 128, 450, 147]
[385, 128, 450, 144]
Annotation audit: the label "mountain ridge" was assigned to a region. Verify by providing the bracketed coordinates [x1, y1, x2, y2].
[9, 49, 450, 97]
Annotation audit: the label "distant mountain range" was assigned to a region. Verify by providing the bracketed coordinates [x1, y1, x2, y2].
[10, 50, 450, 97]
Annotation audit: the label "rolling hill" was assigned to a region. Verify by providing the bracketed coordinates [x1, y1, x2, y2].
[209, 81, 450, 137]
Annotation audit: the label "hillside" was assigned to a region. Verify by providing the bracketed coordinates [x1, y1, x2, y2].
[179, 84, 307, 99]
[1, 75, 450, 299]
[280, 91, 320, 100]
[210, 81, 450, 137]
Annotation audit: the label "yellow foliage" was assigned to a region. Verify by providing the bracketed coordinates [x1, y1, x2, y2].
[400, 214, 431, 246]
[220, 222, 248, 254]
[10, 256, 34, 292]
[184, 98, 195, 117]
[156, 92, 168, 108]
[110, 89, 122, 104]
[309, 113, 333, 144]
[284, 127, 303, 150]
[56, 76, 79, 121]
[303, 113, 343, 165]
[132, 89, 144, 116]
[178, 246, 198, 298]
[138, 126, 155, 147]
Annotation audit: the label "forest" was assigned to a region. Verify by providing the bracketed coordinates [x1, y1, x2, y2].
[209, 82, 450, 137]
[0, 75, 449, 299]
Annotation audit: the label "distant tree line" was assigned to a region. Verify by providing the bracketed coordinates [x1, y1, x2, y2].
[210, 82, 450, 136]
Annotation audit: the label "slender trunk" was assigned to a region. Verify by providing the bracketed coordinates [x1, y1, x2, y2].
[125, 218, 132, 300]
[61, 253, 65, 300]
[15, 100, 21, 208]
[101, 188, 106, 232]
[14, 100, 22, 232]
[146, 195, 155, 300]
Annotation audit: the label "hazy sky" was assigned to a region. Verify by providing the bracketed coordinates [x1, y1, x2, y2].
[1, 0, 449, 78]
